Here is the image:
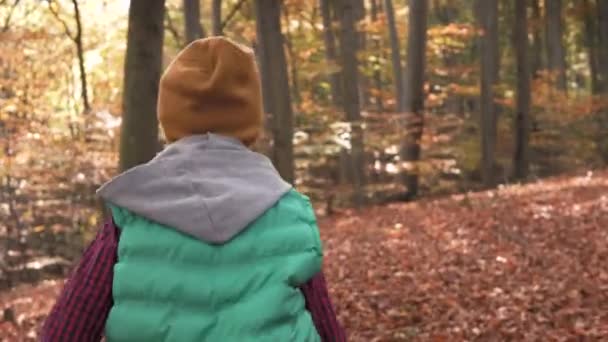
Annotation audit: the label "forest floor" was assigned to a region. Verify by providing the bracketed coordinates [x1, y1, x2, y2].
[1, 169, 608, 341]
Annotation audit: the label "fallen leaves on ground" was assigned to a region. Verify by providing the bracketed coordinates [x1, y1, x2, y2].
[323, 170, 608, 341]
[2, 170, 608, 341]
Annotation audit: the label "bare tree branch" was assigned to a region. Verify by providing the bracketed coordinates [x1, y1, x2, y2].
[165, 8, 182, 46]
[221, 0, 247, 30]
[1, 0, 21, 33]
[47, 0, 76, 42]
[70, 0, 90, 112]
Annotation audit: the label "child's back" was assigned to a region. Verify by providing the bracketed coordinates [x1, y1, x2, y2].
[42, 37, 344, 342]
[99, 134, 322, 341]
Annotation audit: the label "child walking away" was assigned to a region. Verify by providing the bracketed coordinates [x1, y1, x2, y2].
[41, 37, 346, 342]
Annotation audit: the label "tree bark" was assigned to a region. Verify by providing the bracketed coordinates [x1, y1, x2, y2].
[119, 0, 165, 172]
[433, 0, 458, 23]
[320, 0, 342, 106]
[337, 0, 365, 206]
[545, 0, 567, 90]
[48, 0, 90, 113]
[384, 0, 405, 112]
[183, 0, 205, 44]
[283, 4, 301, 104]
[254, 0, 295, 183]
[531, 0, 543, 78]
[598, 0, 608, 92]
[434, 0, 461, 115]
[70, 0, 90, 113]
[513, 0, 531, 179]
[583, 0, 600, 93]
[212, 0, 222, 35]
[596, 0, 608, 161]
[400, 0, 428, 198]
[478, 0, 499, 187]
[354, 0, 369, 108]
[370, 0, 384, 112]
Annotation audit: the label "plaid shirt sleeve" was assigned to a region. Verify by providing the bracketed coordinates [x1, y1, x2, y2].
[40, 219, 345, 342]
[301, 271, 347, 341]
[40, 219, 119, 342]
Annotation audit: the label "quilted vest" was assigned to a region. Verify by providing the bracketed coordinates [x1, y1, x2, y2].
[105, 190, 322, 341]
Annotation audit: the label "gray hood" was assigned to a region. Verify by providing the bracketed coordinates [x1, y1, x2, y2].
[97, 134, 292, 244]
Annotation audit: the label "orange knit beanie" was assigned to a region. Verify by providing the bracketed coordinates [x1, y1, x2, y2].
[157, 37, 263, 145]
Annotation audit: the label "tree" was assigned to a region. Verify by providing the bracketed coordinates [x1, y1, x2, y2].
[596, 0, 608, 161]
[478, 0, 499, 187]
[283, 4, 301, 104]
[400, 0, 428, 198]
[369, 0, 384, 112]
[1, 0, 20, 32]
[183, 0, 204, 44]
[531, 0, 543, 78]
[254, 0, 295, 184]
[47, 0, 90, 113]
[337, 0, 365, 206]
[320, 0, 342, 106]
[385, 0, 405, 112]
[513, 0, 531, 179]
[212, 0, 222, 35]
[582, 0, 600, 93]
[70, 0, 88, 113]
[434, 0, 462, 115]
[119, 0, 165, 172]
[598, 0, 608, 93]
[220, 0, 247, 33]
[354, 0, 369, 108]
[545, 0, 567, 90]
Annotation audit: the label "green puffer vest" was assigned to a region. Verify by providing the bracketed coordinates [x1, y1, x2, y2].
[105, 189, 323, 342]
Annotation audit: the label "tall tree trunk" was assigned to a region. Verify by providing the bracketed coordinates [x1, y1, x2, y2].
[370, 0, 384, 112]
[434, 0, 461, 115]
[337, 0, 365, 206]
[598, 0, 608, 92]
[320, 0, 342, 106]
[433, 0, 458, 23]
[70, 0, 89, 113]
[531, 0, 543, 78]
[596, 0, 608, 161]
[283, 4, 301, 104]
[255, 0, 295, 183]
[384, 0, 405, 112]
[513, 0, 531, 179]
[183, 0, 205, 44]
[545, 0, 567, 90]
[478, 0, 499, 187]
[119, 0, 165, 172]
[401, 0, 428, 198]
[49, 0, 90, 113]
[583, 0, 600, 93]
[353, 0, 366, 52]
[354, 0, 369, 108]
[212, 0, 223, 35]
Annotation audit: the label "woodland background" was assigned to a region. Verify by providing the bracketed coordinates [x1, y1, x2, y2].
[1, 0, 608, 340]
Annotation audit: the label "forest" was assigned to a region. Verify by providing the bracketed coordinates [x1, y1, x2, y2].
[1, 0, 608, 340]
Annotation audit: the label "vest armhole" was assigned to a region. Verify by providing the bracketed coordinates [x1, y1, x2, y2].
[108, 204, 130, 231]
[293, 191, 324, 258]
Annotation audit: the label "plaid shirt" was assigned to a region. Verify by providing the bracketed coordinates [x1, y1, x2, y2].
[41, 220, 346, 342]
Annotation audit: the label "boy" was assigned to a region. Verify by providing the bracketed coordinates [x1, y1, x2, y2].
[42, 37, 345, 341]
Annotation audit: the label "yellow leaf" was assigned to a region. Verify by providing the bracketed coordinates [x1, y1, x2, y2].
[89, 215, 98, 227]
